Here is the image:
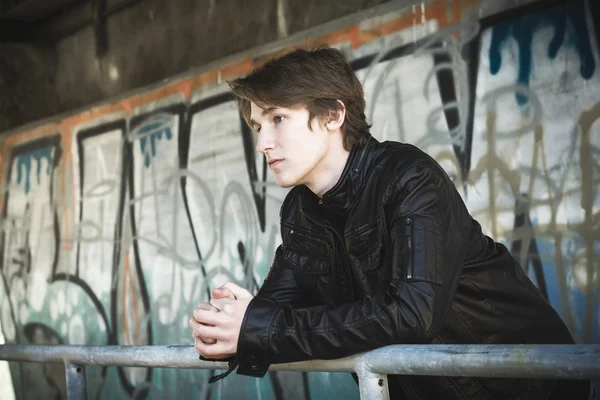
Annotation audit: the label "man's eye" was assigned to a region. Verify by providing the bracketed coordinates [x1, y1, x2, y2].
[274, 115, 284, 124]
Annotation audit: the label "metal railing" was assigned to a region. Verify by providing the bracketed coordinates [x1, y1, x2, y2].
[1, 344, 599, 400]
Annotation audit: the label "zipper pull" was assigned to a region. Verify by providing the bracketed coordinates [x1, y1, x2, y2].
[405, 217, 413, 280]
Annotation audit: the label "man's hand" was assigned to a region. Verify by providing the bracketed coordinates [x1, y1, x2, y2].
[190, 283, 239, 348]
[191, 282, 254, 359]
[190, 302, 219, 345]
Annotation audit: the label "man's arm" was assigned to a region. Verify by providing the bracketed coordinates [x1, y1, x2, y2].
[192, 245, 306, 359]
[235, 164, 467, 377]
[253, 246, 306, 306]
[212, 246, 305, 305]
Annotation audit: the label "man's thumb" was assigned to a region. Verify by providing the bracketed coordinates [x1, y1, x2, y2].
[211, 287, 236, 300]
[220, 282, 253, 300]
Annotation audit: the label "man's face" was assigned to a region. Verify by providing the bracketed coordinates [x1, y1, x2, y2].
[250, 102, 330, 188]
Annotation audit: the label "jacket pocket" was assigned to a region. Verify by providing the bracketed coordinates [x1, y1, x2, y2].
[348, 224, 381, 272]
[281, 225, 334, 306]
[404, 215, 443, 285]
[282, 245, 333, 306]
[283, 247, 331, 275]
[282, 224, 331, 257]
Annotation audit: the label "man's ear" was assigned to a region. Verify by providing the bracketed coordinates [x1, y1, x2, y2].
[326, 100, 346, 131]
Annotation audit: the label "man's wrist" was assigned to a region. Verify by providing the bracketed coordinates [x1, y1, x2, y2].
[236, 297, 281, 377]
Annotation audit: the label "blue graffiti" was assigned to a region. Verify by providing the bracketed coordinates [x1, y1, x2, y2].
[16, 147, 53, 194]
[489, 0, 595, 105]
[137, 118, 173, 168]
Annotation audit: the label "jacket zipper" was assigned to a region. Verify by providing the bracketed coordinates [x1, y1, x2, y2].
[330, 228, 355, 303]
[405, 217, 413, 280]
[306, 202, 355, 303]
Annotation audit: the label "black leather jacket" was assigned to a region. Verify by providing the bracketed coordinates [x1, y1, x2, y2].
[234, 137, 588, 399]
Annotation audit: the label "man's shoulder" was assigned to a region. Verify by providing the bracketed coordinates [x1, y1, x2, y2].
[378, 140, 433, 163]
[375, 141, 444, 181]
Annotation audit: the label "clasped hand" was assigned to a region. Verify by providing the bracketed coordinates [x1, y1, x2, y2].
[190, 282, 253, 359]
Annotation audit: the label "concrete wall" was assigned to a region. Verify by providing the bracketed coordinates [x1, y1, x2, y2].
[0, 0, 599, 398]
[0, 0, 393, 133]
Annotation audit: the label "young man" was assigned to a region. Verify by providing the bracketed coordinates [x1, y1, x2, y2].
[190, 46, 591, 399]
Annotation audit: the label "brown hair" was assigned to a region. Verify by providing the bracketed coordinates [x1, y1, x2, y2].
[228, 45, 371, 150]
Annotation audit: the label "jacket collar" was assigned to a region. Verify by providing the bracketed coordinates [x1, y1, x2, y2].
[301, 134, 380, 216]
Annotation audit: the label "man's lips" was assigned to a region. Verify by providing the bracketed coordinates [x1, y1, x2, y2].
[268, 159, 283, 167]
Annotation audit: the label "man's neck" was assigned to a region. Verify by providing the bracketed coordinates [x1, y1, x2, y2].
[306, 144, 350, 198]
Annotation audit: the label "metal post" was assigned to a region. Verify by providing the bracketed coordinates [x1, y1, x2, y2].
[355, 361, 390, 400]
[65, 363, 87, 400]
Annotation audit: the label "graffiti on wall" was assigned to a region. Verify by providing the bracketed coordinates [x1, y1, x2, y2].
[0, 0, 598, 398]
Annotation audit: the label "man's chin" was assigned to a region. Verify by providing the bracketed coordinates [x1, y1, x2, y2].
[274, 174, 297, 188]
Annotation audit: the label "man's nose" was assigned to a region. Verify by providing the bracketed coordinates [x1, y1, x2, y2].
[255, 129, 275, 153]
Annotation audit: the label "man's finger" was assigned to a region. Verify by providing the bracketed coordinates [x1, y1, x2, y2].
[195, 323, 230, 341]
[194, 308, 225, 325]
[193, 303, 219, 323]
[195, 337, 226, 356]
[220, 282, 253, 300]
[194, 334, 216, 346]
[196, 340, 234, 359]
[200, 336, 217, 345]
[209, 297, 233, 312]
[191, 322, 217, 345]
[196, 301, 219, 312]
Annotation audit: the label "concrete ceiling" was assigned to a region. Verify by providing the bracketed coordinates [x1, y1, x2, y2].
[0, 0, 90, 41]
[0, 0, 81, 21]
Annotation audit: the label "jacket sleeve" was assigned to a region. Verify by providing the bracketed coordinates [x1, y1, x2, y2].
[253, 245, 306, 307]
[236, 164, 467, 377]
[199, 246, 304, 375]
